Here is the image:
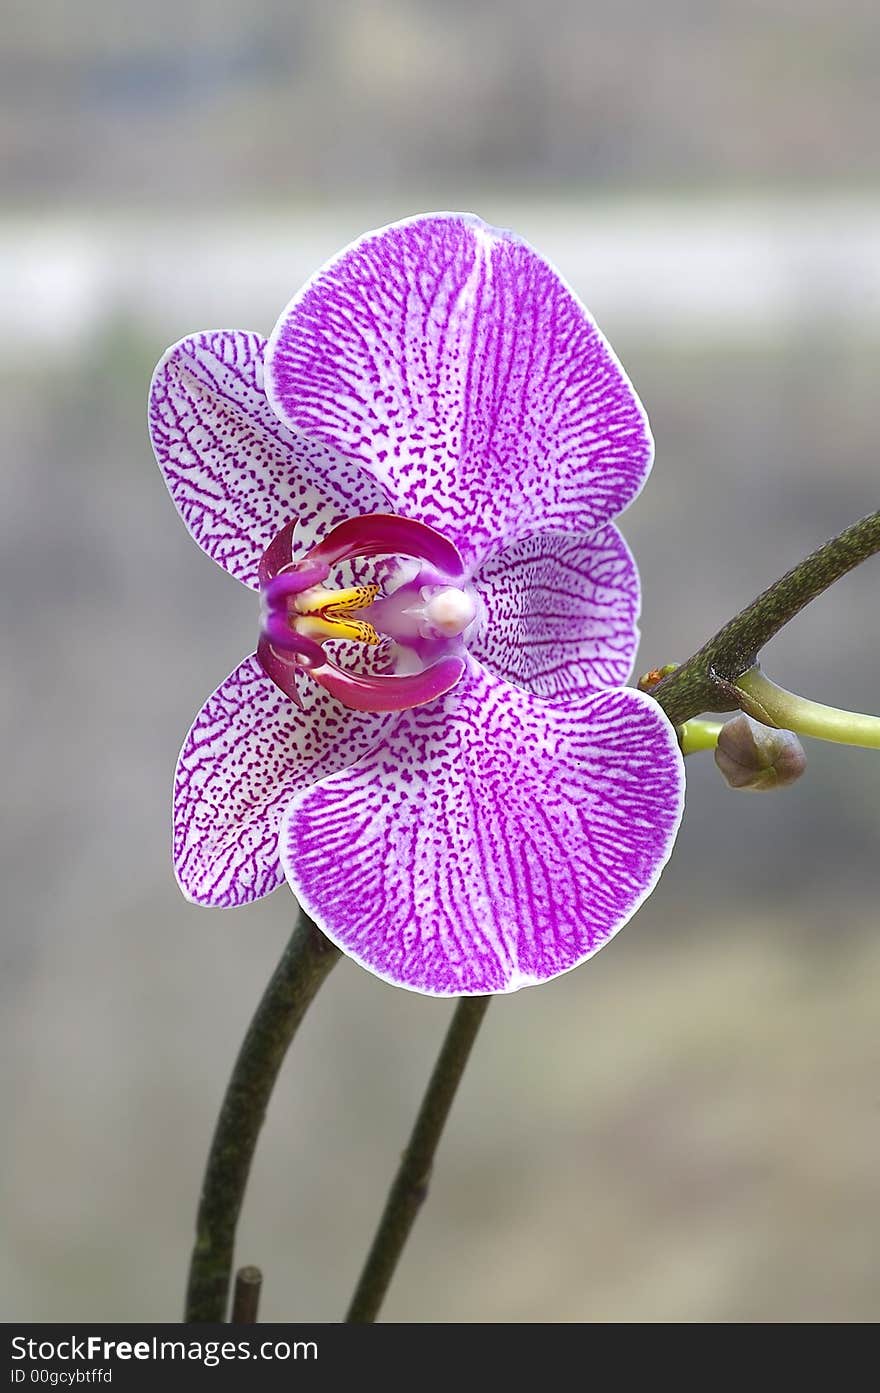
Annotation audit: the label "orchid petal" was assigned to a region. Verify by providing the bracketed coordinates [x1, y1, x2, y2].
[265, 213, 653, 570]
[148, 330, 389, 589]
[174, 653, 392, 907]
[470, 523, 641, 696]
[280, 660, 684, 995]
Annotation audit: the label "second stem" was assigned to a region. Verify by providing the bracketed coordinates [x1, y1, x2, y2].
[346, 995, 491, 1323]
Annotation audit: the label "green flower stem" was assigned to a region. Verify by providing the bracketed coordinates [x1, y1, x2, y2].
[185, 912, 340, 1322]
[651, 509, 880, 726]
[346, 995, 491, 1324]
[736, 666, 880, 750]
[679, 719, 724, 755]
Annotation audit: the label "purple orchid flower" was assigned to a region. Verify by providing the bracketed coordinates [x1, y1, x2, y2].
[149, 212, 685, 997]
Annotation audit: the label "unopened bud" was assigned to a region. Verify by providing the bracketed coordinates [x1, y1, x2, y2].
[714, 714, 806, 791]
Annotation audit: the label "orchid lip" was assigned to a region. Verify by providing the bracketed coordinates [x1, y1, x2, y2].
[308, 513, 467, 582]
[257, 513, 471, 712]
[309, 653, 467, 712]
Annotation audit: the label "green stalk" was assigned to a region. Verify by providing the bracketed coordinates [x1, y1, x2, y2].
[185, 912, 340, 1322]
[346, 996, 491, 1323]
[736, 666, 880, 749]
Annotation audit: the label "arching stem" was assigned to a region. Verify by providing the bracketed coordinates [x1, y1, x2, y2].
[651, 510, 880, 726]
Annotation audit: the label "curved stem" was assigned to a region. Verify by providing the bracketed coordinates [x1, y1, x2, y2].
[185, 911, 340, 1322]
[679, 718, 724, 755]
[652, 509, 880, 726]
[736, 666, 880, 749]
[346, 995, 491, 1324]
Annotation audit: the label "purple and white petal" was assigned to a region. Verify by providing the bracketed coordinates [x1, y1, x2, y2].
[281, 660, 684, 996]
[470, 524, 641, 697]
[149, 330, 390, 589]
[174, 653, 392, 907]
[265, 213, 653, 571]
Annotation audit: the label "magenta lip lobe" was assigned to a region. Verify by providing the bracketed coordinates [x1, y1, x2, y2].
[308, 513, 467, 583]
[258, 518, 300, 587]
[262, 566, 330, 609]
[309, 654, 467, 712]
[260, 615, 326, 668]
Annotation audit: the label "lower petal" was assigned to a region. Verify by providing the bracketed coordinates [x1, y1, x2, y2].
[174, 654, 391, 907]
[281, 661, 684, 995]
[471, 523, 641, 696]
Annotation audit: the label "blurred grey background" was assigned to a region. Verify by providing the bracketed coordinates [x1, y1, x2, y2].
[2, 0, 879, 1323]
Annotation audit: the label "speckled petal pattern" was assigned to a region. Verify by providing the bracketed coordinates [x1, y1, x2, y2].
[470, 523, 641, 697]
[149, 329, 390, 589]
[265, 213, 653, 570]
[174, 653, 392, 907]
[281, 660, 684, 995]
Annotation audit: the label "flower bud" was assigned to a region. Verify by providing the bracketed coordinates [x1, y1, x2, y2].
[714, 714, 806, 791]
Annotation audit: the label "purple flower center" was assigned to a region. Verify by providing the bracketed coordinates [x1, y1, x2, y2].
[257, 513, 476, 712]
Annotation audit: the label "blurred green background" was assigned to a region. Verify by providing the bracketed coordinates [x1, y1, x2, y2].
[2, 1, 879, 1323]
